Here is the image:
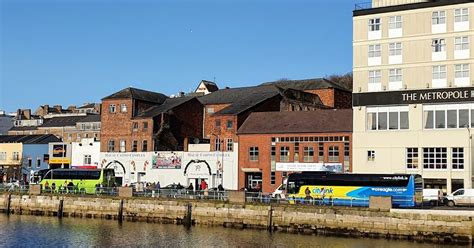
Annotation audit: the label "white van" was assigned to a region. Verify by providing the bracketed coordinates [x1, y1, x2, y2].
[422, 188, 443, 206]
[445, 188, 474, 207]
[272, 180, 287, 199]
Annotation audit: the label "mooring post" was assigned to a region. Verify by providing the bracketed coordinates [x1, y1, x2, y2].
[6, 194, 11, 215]
[118, 199, 124, 223]
[58, 199, 64, 219]
[267, 206, 273, 233]
[184, 202, 192, 229]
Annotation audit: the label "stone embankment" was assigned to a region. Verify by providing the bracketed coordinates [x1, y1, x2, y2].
[1, 193, 473, 245]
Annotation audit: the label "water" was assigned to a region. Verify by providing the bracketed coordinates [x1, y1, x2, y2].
[0, 215, 467, 248]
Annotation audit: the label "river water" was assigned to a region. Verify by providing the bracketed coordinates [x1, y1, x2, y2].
[0, 215, 467, 247]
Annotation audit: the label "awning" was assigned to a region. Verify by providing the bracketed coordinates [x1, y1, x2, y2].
[240, 168, 262, 173]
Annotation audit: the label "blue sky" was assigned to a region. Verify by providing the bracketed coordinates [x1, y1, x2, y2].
[1, 0, 355, 112]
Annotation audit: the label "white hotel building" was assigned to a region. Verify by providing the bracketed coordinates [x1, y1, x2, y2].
[353, 0, 474, 193]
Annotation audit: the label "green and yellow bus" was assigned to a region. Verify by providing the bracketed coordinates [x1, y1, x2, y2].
[40, 169, 115, 194]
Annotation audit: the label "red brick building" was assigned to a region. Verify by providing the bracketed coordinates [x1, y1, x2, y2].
[237, 109, 353, 193]
[198, 78, 352, 152]
[100, 87, 202, 152]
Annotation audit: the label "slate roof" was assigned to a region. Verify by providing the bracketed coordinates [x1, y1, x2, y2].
[214, 90, 280, 115]
[40, 114, 100, 128]
[78, 103, 97, 109]
[102, 87, 168, 104]
[198, 85, 278, 105]
[8, 126, 39, 131]
[0, 134, 61, 144]
[260, 78, 351, 92]
[136, 96, 199, 118]
[237, 109, 353, 134]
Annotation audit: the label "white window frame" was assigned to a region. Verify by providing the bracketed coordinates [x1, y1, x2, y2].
[280, 146, 290, 162]
[423, 104, 474, 130]
[367, 106, 409, 131]
[119, 139, 126, 153]
[432, 65, 447, 80]
[455, 8, 469, 22]
[368, 44, 381, 58]
[108, 140, 115, 152]
[389, 69, 402, 82]
[389, 16, 402, 29]
[455, 37, 469, 51]
[109, 104, 116, 113]
[328, 146, 339, 162]
[0, 152, 7, 161]
[432, 11, 446, 25]
[249, 147, 259, 161]
[84, 155, 92, 165]
[368, 18, 381, 31]
[423, 147, 447, 170]
[432, 39, 446, 52]
[406, 148, 419, 169]
[226, 138, 233, 151]
[120, 104, 127, 113]
[455, 64, 469, 78]
[389, 43, 402, 56]
[367, 150, 375, 162]
[452, 147, 464, 170]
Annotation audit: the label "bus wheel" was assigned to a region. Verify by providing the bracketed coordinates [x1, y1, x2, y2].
[447, 200, 455, 207]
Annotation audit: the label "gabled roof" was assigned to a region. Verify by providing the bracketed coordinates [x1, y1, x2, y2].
[40, 114, 99, 128]
[0, 134, 61, 144]
[102, 87, 168, 104]
[237, 109, 353, 135]
[195, 80, 219, 93]
[136, 96, 199, 118]
[260, 78, 351, 92]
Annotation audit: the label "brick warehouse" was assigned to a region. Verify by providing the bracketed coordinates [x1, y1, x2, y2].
[100, 87, 203, 152]
[198, 78, 352, 152]
[237, 109, 353, 193]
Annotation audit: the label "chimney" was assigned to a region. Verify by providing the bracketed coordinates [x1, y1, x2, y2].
[178, 92, 185, 97]
[53, 105, 62, 113]
[24, 109, 31, 119]
[43, 105, 49, 115]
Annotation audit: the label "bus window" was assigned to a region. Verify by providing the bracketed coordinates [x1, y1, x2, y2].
[43, 171, 52, 180]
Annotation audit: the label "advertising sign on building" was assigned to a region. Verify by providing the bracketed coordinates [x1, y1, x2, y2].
[276, 162, 342, 172]
[152, 152, 182, 169]
[52, 144, 67, 157]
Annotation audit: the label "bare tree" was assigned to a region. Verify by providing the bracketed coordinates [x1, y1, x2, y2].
[327, 72, 353, 90]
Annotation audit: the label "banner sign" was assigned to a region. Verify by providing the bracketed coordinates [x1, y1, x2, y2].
[353, 87, 474, 106]
[49, 158, 70, 164]
[52, 144, 67, 157]
[152, 152, 182, 169]
[276, 162, 342, 172]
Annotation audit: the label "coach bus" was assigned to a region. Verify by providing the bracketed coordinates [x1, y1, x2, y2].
[286, 172, 422, 207]
[40, 168, 115, 194]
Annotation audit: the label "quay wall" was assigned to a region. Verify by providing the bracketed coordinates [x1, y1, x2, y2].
[1, 194, 473, 245]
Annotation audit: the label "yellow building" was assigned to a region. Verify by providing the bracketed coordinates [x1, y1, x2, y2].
[353, 0, 474, 193]
[0, 143, 22, 183]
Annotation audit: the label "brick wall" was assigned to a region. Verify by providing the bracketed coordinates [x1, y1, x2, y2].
[238, 132, 352, 193]
[168, 98, 203, 150]
[100, 99, 133, 152]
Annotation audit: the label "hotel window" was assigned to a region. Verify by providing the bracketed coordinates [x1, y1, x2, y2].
[249, 147, 259, 161]
[388, 16, 402, 29]
[432, 65, 447, 80]
[389, 43, 402, 56]
[368, 70, 381, 91]
[406, 148, 418, 169]
[119, 140, 126, 152]
[120, 104, 127, 113]
[367, 150, 375, 162]
[455, 64, 469, 79]
[367, 107, 409, 131]
[455, 37, 469, 51]
[328, 146, 339, 162]
[132, 140, 138, 152]
[368, 18, 381, 31]
[108, 140, 115, 152]
[109, 104, 116, 113]
[226, 120, 233, 129]
[389, 69, 402, 82]
[0, 152, 6, 161]
[83, 155, 92, 165]
[226, 138, 233, 151]
[432, 39, 446, 52]
[368, 44, 381, 58]
[423, 147, 447, 169]
[280, 146, 290, 162]
[303, 146, 314, 162]
[425, 105, 474, 129]
[455, 8, 469, 22]
[432, 11, 446, 25]
[36, 158, 41, 168]
[132, 122, 139, 131]
[142, 140, 148, 151]
[452, 148, 464, 170]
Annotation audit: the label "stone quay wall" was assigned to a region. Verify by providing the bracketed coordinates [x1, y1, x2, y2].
[1, 193, 473, 245]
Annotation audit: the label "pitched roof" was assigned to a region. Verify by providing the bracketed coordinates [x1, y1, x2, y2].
[198, 85, 278, 105]
[40, 114, 99, 128]
[199, 80, 219, 92]
[214, 90, 280, 115]
[237, 109, 353, 135]
[8, 126, 38, 131]
[261, 78, 351, 92]
[0, 134, 61, 144]
[102, 87, 168, 104]
[136, 96, 199, 118]
[78, 103, 97, 109]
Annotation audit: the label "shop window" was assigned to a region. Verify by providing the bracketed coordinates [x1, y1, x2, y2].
[423, 147, 447, 169]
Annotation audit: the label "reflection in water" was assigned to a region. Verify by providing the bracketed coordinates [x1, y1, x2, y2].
[0, 215, 467, 248]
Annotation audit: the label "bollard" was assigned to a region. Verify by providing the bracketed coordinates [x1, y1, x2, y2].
[58, 199, 64, 219]
[184, 202, 192, 229]
[118, 199, 124, 223]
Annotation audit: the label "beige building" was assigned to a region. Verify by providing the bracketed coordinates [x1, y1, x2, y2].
[353, 0, 474, 193]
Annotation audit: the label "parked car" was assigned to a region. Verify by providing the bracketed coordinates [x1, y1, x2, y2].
[445, 188, 474, 207]
[272, 183, 286, 199]
[423, 188, 443, 206]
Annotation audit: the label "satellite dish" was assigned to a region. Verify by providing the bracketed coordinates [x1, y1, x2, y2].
[193, 138, 200, 144]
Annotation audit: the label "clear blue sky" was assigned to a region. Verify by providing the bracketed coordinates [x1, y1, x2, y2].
[1, 0, 356, 112]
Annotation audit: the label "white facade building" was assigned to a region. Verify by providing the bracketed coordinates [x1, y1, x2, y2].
[71, 138, 101, 168]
